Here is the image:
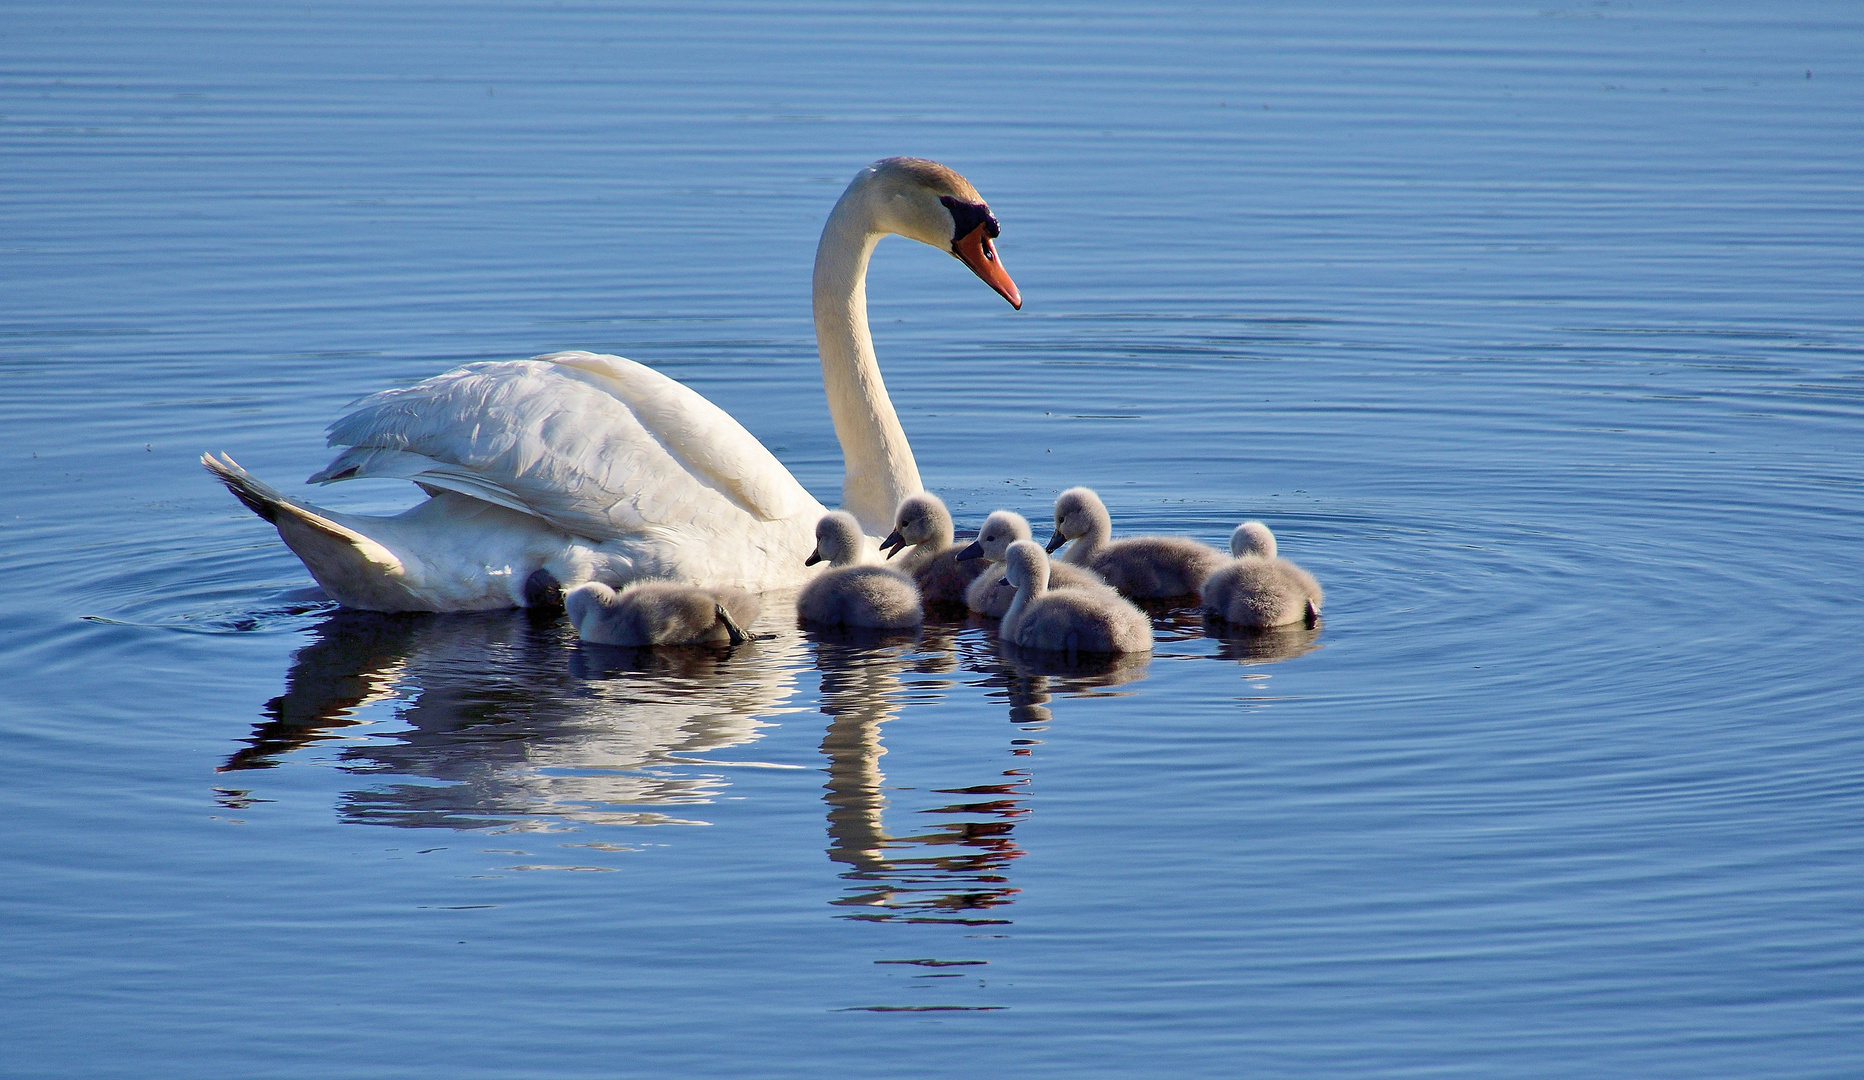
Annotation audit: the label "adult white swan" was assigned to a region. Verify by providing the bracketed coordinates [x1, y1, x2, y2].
[204, 157, 1021, 611]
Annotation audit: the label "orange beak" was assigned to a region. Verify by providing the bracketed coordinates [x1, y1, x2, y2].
[955, 224, 1022, 310]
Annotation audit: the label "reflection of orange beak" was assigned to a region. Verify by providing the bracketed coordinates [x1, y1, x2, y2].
[955, 224, 1022, 309]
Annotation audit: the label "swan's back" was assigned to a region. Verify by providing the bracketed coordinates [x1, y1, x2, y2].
[798, 566, 924, 629]
[1011, 589, 1155, 654]
[966, 558, 1108, 618]
[566, 581, 762, 645]
[1201, 557, 1323, 628]
[1092, 536, 1226, 599]
[1050, 487, 1224, 598]
[999, 541, 1152, 654]
[915, 548, 987, 610]
[311, 352, 827, 584]
[799, 511, 923, 628]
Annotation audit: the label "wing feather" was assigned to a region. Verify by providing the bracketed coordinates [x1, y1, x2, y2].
[313, 352, 817, 543]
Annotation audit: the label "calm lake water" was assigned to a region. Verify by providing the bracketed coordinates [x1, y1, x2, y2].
[4, 2, 1862, 1076]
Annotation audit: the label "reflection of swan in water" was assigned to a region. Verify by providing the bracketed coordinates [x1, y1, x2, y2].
[985, 637, 1154, 727]
[811, 623, 1031, 924]
[221, 606, 806, 829]
[1203, 618, 1324, 665]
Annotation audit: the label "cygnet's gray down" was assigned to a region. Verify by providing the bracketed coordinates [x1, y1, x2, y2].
[1199, 521, 1324, 628]
[999, 540, 1153, 654]
[956, 508, 1109, 617]
[881, 492, 987, 610]
[565, 581, 761, 646]
[1046, 486, 1226, 599]
[798, 511, 924, 629]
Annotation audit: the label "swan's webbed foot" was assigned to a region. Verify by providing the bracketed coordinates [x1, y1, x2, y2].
[715, 603, 749, 646]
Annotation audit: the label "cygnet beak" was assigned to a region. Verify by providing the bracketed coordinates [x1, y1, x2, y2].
[954, 224, 1021, 310]
[956, 540, 984, 561]
[881, 529, 906, 558]
[1044, 531, 1067, 554]
[804, 550, 823, 566]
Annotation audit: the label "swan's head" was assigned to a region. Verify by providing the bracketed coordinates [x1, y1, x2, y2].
[1003, 539, 1050, 592]
[1046, 486, 1107, 552]
[1230, 521, 1277, 559]
[862, 157, 1021, 310]
[883, 492, 954, 558]
[806, 511, 866, 568]
[956, 509, 1033, 563]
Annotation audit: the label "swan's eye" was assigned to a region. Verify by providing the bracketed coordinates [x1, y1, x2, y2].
[940, 195, 998, 247]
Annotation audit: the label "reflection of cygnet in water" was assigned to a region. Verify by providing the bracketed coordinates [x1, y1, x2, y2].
[564, 581, 760, 645]
[959, 509, 1108, 618]
[1000, 540, 1153, 654]
[1047, 486, 1226, 599]
[799, 512, 924, 629]
[1206, 620, 1324, 664]
[1200, 521, 1323, 628]
[880, 492, 985, 609]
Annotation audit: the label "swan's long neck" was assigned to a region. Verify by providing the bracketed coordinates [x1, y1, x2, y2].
[1064, 516, 1110, 566]
[814, 184, 923, 536]
[1001, 559, 1049, 639]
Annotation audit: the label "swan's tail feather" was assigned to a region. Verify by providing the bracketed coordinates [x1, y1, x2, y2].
[204, 451, 287, 524]
[203, 453, 413, 607]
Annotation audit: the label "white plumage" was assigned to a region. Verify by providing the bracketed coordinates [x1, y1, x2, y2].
[203, 157, 1021, 611]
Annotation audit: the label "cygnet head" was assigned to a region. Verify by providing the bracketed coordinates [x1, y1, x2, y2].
[1047, 486, 1109, 552]
[806, 511, 866, 568]
[1002, 539, 1052, 593]
[956, 509, 1033, 563]
[851, 158, 1021, 309]
[1230, 521, 1277, 559]
[882, 492, 953, 559]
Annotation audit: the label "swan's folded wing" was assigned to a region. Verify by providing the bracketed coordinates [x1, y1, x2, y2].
[312, 352, 817, 542]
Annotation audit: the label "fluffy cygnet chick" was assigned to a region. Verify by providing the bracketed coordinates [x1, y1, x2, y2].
[1199, 521, 1324, 628]
[1046, 486, 1226, 599]
[798, 511, 924, 629]
[999, 540, 1153, 654]
[881, 492, 986, 610]
[957, 508, 1109, 618]
[565, 581, 761, 646]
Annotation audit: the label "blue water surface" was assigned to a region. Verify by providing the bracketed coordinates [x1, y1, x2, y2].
[3, 2, 1862, 1077]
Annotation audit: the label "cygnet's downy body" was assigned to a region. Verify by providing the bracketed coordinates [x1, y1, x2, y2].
[565, 581, 761, 646]
[957, 508, 1109, 618]
[1047, 486, 1225, 599]
[999, 540, 1153, 654]
[881, 492, 986, 610]
[1199, 521, 1323, 628]
[798, 511, 924, 629]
